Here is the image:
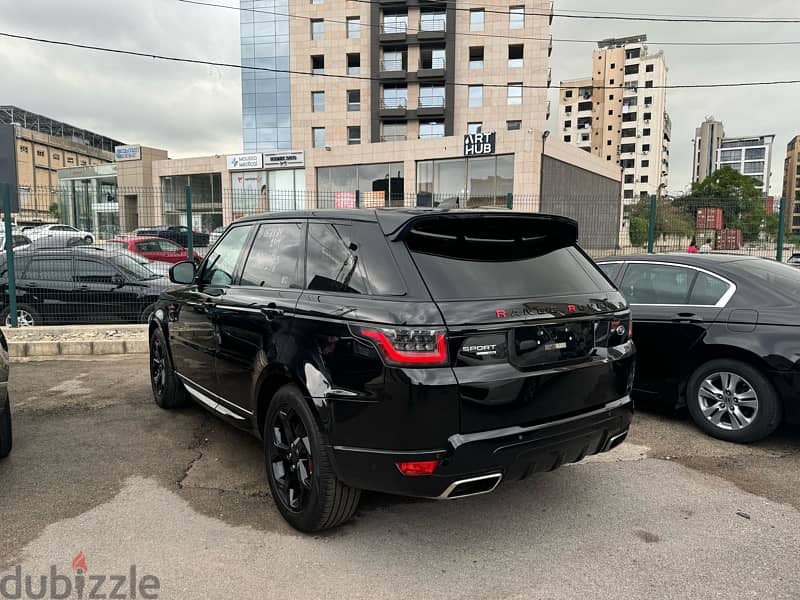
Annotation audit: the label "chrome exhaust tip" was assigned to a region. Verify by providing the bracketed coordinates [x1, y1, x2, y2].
[438, 473, 502, 500]
[604, 429, 628, 452]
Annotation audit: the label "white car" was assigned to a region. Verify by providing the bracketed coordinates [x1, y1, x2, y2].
[25, 224, 95, 244]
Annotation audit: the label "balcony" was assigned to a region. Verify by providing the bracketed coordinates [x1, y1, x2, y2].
[380, 20, 408, 43]
[380, 98, 408, 118]
[380, 134, 407, 142]
[418, 15, 446, 40]
[418, 94, 446, 116]
[417, 57, 446, 79]
[380, 58, 407, 79]
[623, 84, 638, 96]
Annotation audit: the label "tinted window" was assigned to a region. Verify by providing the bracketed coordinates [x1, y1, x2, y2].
[199, 225, 253, 287]
[136, 241, 161, 253]
[109, 254, 158, 280]
[75, 259, 117, 283]
[24, 258, 72, 282]
[413, 247, 606, 300]
[240, 223, 304, 289]
[306, 222, 404, 295]
[688, 272, 731, 305]
[157, 240, 182, 252]
[620, 263, 694, 304]
[598, 262, 622, 280]
[736, 259, 800, 297]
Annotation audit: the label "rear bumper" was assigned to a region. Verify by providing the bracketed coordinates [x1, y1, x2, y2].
[331, 396, 633, 498]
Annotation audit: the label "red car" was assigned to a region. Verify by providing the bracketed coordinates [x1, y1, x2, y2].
[108, 237, 200, 264]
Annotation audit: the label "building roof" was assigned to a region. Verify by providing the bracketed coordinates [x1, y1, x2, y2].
[0, 105, 125, 153]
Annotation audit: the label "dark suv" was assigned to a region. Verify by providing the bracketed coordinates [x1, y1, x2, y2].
[149, 210, 635, 531]
[0, 247, 167, 326]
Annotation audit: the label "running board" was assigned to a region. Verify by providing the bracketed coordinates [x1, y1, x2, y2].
[177, 375, 246, 421]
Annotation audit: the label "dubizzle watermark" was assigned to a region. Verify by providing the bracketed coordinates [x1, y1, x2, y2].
[0, 551, 160, 599]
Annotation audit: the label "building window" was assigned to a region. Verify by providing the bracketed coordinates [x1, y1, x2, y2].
[347, 17, 361, 38]
[608, 110, 613, 116]
[507, 82, 522, 105]
[52, 153, 60, 160]
[610, 79, 615, 85]
[624, 190, 634, 200]
[468, 85, 483, 108]
[313, 127, 326, 148]
[347, 53, 360, 75]
[643, 128, 651, 136]
[508, 44, 523, 68]
[79, 160, 87, 166]
[720, 149, 740, 162]
[644, 96, 653, 105]
[507, 120, 521, 131]
[565, 90, 573, 98]
[467, 122, 482, 134]
[419, 121, 445, 139]
[610, 63, 615, 69]
[36, 150, 45, 158]
[382, 13, 408, 33]
[311, 55, 324, 75]
[382, 121, 407, 142]
[581, 134, 590, 142]
[608, 125, 613, 131]
[311, 91, 325, 112]
[382, 49, 406, 71]
[347, 89, 360, 112]
[509, 6, 524, 29]
[420, 47, 445, 70]
[743, 161, 765, 174]
[19, 145, 28, 154]
[640, 175, 649, 183]
[348, 126, 361, 145]
[311, 0, 322, 4]
[67, 157, 74, 164]
[565, 106, 572, 114]
[469, 46, 484, 69]
[382, 85, 408, 109]
[643, 112, 652, 120]
[419, 85, 445, 108]
[745, 147, 766, 160]
[420, 11, 446, 32]
[645, 80, 654, 88]
[642, 144, 651, 152]
[470, 9, 484, 31]
[624, 174, 634, 184]
[646, 64, 654, 72]
[607, 156, 612, 161]
[624, 64, 639, 75]
[311, 19, 324, 40]
[564, 135, 572, 143]
[642, 160, 649, 167]
[564, 120, 572, 128]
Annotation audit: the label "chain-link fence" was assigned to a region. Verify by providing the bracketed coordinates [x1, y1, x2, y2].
[0, 183, 790, 326]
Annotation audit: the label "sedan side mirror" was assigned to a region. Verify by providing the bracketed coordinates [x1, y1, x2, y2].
[111, 274, 126, 287]
[170, 261, 196, 284]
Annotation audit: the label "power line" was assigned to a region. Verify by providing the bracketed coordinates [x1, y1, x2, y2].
[349, 0, 800, 24]
[178, 0, 800, 48]
[3, 30, 800, 91]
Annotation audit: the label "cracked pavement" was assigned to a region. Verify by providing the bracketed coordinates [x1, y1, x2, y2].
[1, 356, 799, 599]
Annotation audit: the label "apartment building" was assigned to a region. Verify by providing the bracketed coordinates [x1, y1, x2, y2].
[0, 106, 122, 220]
[691, 117, 725, 184]
[784, 135, 800, 233]
[237, 0, 621, 213]
[558, 35, 671, 205]
[715, 134, 774, 195]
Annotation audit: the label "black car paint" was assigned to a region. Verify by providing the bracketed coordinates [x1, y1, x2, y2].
[138, 226, 210, 248]
[0, 248, 167, 324]
[152, 210, 635, 498]
[598, 254, 800, 424]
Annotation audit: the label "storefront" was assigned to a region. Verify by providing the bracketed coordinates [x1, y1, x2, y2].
[58, 164, 120, 238]
[229, 151, 306, 217]
[160, 172, 224, 232]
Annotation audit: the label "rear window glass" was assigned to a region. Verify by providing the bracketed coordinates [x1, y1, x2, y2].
[736, 259, 800, 297]
[410, 246, 611, 300]
[306, 222, 405, 295]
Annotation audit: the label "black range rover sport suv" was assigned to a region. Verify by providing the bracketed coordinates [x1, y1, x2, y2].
[149, 209, 635, 532]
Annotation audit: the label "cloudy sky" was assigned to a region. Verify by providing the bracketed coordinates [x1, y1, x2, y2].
[1, 0, 798, 195]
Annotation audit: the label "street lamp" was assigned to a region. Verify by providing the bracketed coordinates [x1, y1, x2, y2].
[539, 130, 550, 202]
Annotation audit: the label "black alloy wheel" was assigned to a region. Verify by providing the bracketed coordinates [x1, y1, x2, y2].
[268, 405, 314, 513]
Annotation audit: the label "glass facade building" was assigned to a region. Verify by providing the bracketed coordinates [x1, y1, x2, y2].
[240, 0, 292, 152]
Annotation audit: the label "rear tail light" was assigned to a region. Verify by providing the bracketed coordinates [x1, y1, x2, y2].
[355, 326, 448, 366]
[396, 460, 440, 476]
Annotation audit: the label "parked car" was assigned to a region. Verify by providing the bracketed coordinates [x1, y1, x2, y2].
[786, 254, 800, 268]
[0, 234, 32, 252]
[108, 236, 200, 264]
[82, 244, 171, 278]
[0, 246, 168, 326]
[133, 225, 209, 248]
[597, 254, 800, 443]
[0, 330, 11, 459]
[25, 224, 94, 245]
[150, 209, 635, 532]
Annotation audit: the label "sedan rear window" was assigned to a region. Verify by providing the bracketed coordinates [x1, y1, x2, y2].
[736, 259, 800, 298]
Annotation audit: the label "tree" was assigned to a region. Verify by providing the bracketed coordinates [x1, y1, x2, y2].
[673, 167, 769, 242]
[48, 201, 60, 221]
[628, 196, 694, 245]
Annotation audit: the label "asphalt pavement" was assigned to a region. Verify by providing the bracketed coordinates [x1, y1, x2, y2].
[1, 357, 799, 599]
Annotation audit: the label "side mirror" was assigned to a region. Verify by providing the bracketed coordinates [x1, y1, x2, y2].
[111, 274, 126, 287]
[170, 261, 196, 284]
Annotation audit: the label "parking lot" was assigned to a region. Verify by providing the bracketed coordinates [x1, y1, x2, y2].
[1, 356, 799, 599]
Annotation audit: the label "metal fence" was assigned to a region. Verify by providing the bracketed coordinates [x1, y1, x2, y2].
[0, 182, 791, 327]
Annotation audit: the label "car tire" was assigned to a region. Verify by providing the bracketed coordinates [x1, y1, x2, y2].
[84, 235, 94, 244]
[140, 303, 157, 323]
[149, 327, 189, 409]
[0, 304, 40, 327]
[687, 359, 781, 443]
[264, 384, 360, 532]
[0, 395, 12, 459]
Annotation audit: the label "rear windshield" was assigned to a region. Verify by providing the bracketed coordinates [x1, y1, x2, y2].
[405, 217, 611, 300]
[736, 259, 800, 297]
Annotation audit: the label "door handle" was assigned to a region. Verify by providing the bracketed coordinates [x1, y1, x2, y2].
[262, 303, 284, 319]
[671, 312, 703, 323]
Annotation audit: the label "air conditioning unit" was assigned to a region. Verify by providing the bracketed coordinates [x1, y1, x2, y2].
[643, 150, 649, 155]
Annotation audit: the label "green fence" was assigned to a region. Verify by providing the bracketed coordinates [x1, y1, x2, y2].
[0, 182, 790, 327]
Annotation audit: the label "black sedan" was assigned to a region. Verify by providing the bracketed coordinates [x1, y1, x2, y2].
[0, 330, 11, 458]
[597, 253, 800, 443]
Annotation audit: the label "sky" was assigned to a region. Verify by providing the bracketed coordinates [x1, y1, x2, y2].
[1, 0, 798, 196]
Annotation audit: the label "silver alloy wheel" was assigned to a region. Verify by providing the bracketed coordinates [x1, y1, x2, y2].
[5, 310, 35, 327]
[697, 371, 759, 431]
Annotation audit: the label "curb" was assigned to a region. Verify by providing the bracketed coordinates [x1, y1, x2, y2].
[2, 325, 148, 359]
[9, 338, 148, 359]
